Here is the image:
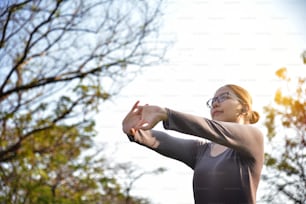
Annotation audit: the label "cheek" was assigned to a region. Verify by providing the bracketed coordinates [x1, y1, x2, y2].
[226, 110, 239, 118]
[224, 103, 241, 116]
[223, 110, 241, 123]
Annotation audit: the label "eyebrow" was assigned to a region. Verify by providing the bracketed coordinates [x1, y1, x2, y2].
[213, 92, 229, 97]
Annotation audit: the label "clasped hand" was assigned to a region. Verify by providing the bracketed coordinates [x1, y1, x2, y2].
[122, 101, 167, 136]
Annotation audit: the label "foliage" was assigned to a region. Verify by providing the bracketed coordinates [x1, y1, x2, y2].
[262, 53, 306, 204]
[0, 0, 167, 203]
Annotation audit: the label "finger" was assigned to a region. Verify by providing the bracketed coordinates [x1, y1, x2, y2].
[134, 119, 145, 129]
[140, 123, 150, 130]
[135, 120, 151, 130]
[130, 128, 136, 135]
[132, 128, 143, 142]
[130, 100, 140, 113]
[133, 105, 146, 115]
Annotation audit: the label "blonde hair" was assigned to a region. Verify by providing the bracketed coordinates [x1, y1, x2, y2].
[225, 84, 260, 124]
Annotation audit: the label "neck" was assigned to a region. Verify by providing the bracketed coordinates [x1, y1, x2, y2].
[237, 116, 249, 124]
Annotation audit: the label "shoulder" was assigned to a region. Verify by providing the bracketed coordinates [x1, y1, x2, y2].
[222, 121, 263, 137]
[219, 121, 264, 159]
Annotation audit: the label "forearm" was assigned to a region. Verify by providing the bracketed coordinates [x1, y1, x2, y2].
[127, 130, 198, 168]
[163, 109, 230, 142]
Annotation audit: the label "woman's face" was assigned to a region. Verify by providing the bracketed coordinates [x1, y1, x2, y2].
[209, 86, 244, 123]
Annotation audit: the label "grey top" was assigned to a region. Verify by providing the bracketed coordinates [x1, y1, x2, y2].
[129, 109, 264, 204]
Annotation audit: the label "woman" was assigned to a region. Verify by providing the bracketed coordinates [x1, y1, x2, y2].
[122, 84, 264, 204]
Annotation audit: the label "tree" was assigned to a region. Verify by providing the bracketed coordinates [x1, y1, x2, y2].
[0, 0, 167, 203]
[111, 162, 166, 204]
[261, 52, 306, 204]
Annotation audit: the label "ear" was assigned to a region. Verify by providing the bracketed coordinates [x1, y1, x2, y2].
[241, 105, 249, 114]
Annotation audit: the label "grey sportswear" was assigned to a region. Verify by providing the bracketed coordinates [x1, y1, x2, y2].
[128, 109, 264, 204]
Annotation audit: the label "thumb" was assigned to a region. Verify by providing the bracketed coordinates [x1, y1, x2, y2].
[130, 128, 136, 135]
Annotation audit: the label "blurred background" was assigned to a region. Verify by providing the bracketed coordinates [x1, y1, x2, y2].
[1, 0, 305, 203]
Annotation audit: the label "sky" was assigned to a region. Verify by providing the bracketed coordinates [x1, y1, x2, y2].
[95, 0, 306, 203]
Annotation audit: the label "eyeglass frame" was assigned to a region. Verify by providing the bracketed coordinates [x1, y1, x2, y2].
[206, 92, 243, 109]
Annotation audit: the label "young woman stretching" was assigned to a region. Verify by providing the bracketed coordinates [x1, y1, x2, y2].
[122, 84, 264, 204]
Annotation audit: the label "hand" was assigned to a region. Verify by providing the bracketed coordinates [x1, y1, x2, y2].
[135, 104, 168, 130]
[131, 129, 160, 148]
[122, 101, 142, 135]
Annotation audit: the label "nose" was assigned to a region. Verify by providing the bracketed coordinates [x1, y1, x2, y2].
[212, 100, 220, 108]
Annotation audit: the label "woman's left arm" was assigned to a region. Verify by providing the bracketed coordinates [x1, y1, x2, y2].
[163, 109, 264, 161]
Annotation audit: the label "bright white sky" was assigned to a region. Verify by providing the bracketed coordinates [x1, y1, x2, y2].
[95, 0, 306, 203]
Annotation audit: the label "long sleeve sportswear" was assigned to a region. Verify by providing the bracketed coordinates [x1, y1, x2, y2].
[128, 109, 264, 204]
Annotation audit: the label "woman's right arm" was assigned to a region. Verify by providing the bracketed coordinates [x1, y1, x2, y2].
[128, 130, 201, 169]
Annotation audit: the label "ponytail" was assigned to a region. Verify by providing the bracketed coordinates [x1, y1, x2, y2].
[249, 110, 260, 124]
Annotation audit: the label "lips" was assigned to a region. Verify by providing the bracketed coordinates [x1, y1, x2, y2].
[212, 110, 223, 117]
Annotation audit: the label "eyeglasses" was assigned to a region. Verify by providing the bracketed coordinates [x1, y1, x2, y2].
[206, 92, 238, 109]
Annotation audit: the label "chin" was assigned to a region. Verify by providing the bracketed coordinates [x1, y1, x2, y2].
[212, 116, 224, 121]
[212, 116, 234, 122]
